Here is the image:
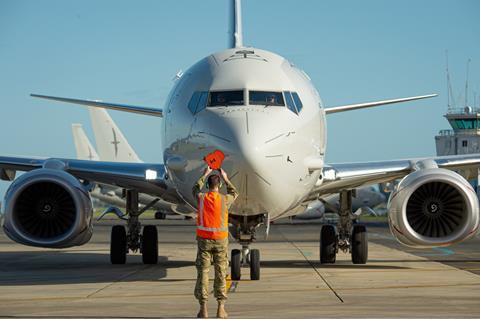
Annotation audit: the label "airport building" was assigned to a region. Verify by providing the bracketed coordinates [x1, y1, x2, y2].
[435, 106, 480, 191]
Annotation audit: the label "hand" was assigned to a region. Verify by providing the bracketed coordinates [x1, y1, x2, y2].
[204, 166, 213, 176]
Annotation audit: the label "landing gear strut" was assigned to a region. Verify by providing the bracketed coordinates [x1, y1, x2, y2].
[229, 215, 264, 280]
[110, 189, 159, 264]
[319, 190, 368, 264]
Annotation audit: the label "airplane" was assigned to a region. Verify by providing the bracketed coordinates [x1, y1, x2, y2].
[1, 0, 480, 281]
[72, 110, 193, 219]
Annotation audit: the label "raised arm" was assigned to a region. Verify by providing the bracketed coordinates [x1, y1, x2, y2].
[192, 166, 212, 199]
[220, 168, 239, 206]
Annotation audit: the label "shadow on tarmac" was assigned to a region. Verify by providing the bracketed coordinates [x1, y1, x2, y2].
[0, 250, 414, 287]
[0, 251, 195, 286]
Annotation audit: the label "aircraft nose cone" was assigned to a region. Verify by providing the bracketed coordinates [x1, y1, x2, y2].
[208, 108, 292, 215]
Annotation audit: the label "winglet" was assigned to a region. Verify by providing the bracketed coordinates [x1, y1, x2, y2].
[324, 94, 438, 115]
[31, 94, 163, 117]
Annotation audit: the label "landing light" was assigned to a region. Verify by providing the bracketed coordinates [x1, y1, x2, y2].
[145, 169, 158, 180]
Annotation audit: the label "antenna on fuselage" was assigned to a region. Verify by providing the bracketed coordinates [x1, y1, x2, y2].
[229, 0, 243, 48]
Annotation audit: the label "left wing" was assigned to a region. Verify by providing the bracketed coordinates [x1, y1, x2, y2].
[309, 154, 480, 198]
[0, 156, 182, 203]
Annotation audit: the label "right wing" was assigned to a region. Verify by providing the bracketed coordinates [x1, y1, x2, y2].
[31, 94, 163, 117]
[0, 156, 182, 204]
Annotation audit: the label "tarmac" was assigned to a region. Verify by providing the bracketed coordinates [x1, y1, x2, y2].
[0, 218, 479, 318]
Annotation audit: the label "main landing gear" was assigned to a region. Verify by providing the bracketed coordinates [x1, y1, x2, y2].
[229, 215, 264, 281]
[110, 189, 159, 264]
[320, 190, 368, 264]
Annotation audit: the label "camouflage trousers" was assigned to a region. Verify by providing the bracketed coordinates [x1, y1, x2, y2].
[194, 237, 229, 304]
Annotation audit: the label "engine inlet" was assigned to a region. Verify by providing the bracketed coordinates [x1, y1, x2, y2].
[406, 182, 465, 238]
[13, 182, 77, 239]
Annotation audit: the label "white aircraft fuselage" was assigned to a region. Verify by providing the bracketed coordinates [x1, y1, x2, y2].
[163, 48, 325, 220]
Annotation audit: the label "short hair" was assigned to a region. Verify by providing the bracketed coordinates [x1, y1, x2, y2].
[207, 174, 221, 189]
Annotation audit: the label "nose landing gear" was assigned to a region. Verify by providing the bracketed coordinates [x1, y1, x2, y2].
[230, 244, 260, 280]
[229, 214, 264, 280]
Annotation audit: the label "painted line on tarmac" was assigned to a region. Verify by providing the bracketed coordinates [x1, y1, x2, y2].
[86, 265, 152, 299]
[278, 230, 344, 303]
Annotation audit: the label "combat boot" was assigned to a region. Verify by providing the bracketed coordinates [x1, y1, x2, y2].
[197, 303, 208, 318]
[216, 301, 228, 318]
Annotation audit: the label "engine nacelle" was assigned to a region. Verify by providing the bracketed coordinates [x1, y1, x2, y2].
[2, 169, 93, 248]
[388, 168, 480, 247]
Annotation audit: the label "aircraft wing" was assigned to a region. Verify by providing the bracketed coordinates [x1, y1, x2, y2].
[0, 156, 182, 203]
[311, 154, 480, 197]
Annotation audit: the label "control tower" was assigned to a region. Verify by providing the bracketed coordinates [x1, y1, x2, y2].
[435, 106, 480, 156]
[435, 106, 480, 192]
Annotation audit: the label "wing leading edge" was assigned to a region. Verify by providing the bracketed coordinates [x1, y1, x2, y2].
[0, 156, 182, 203]
[31, 94, 163, 117]
[312, 154, 480, 197]
[324, 94, 437, 114]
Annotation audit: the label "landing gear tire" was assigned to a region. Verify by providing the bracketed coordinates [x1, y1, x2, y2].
[231, 249, 241, 280]
[111, 225, 127, 264]
[351, 224, 368, 264]
[320, 225, 337, 264]
[249, 249, 260, 280]
[142, 225, 158, 264]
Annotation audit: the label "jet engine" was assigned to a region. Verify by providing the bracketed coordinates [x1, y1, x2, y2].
[388, 168, 480, 247]
[2, 168, 93, 248]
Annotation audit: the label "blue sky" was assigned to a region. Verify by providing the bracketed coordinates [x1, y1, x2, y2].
[0, 0, 479, 197]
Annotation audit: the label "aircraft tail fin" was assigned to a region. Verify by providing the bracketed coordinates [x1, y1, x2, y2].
[88, 107, 142, 163]
[71, 124, 100, 161]
[229, 0, 243, 48]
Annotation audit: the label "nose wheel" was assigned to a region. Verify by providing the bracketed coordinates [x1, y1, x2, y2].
[230, 246, 260, 280]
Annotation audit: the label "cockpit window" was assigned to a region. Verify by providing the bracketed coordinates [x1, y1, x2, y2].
[249, 91, 285, 106]
[208, 91, 244, 106]
[284, 91, 303, 114]
[188, 91, 208, 114]
[292, 92, 303, 112]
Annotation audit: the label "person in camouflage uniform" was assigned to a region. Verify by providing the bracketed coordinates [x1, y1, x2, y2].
[193, 166, 238, 318]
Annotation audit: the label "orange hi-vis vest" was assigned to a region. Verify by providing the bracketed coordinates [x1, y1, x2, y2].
[197, 192, 228, 240]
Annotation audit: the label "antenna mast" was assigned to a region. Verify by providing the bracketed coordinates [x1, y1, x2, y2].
[445, 50, 455, 111]
[465, 58, 471, 107]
